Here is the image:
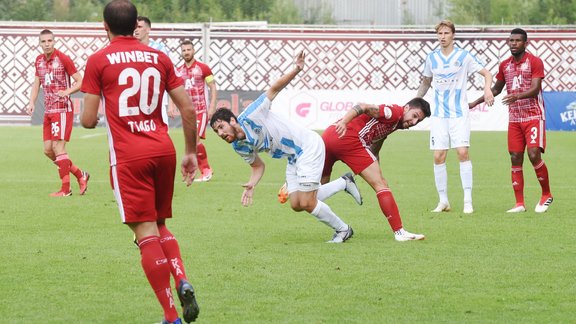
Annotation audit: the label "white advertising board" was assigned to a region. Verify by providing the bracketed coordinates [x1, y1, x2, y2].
[271, 90, 509, 131]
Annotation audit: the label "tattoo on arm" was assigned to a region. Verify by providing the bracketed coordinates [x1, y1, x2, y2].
[366, 105, 380, 117]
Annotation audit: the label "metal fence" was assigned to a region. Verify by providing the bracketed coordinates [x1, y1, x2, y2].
[1, 21, 575, 123]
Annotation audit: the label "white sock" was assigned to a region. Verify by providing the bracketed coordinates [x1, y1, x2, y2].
[310, 200, 348, 231]
[317, 177, 346, 201]
[460, 160, 473, 203]
[433, 163, 449, 203]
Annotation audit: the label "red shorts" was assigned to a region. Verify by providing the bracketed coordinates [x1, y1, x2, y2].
[508, 120, 546, 153]
[111, 155, 176, 224]
[322, 125, 377, 177]
[196, 110, 208, 139]
[43, 112, 73, 142]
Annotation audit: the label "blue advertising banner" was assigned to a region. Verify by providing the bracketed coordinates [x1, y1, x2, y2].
[543, 91, 576, 131]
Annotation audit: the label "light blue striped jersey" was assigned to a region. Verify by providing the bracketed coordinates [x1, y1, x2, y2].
[423, 47, 484, 118]
[148, 40, 169, 55]
[232, 93, 315, 165]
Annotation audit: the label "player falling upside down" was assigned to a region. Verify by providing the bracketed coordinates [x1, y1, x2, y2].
[320, 98, 431, 241]
[210, 50, 362, 244]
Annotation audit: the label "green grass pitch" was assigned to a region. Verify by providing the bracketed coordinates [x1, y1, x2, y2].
[0, 126, 574, 323]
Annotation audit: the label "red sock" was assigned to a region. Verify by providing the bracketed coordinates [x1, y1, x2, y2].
[197, 143, 210, 170]
[533, 160, 551, 197]
[511, 166, 524, 205]
[376, 189, 403, 232]
[138, 236, 179, 322]
[55, 154, 71, 193]
[158, 224, 188, 287]
[70, 163, 83, 180]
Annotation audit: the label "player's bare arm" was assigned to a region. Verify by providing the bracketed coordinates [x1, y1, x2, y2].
[207, 80, 217, 119]
[266, 50, 305, 101]
[479, 68, 495, 106]
[502, 77, 542, 105]
[81, 93, 100, 128]
[242, 154, 265, 207]
[26, 77, 41, 115]
[169, 85, 199, 186]
[334, 103, 379, 138]
[416, 76, 432, 98]
[470, 79, 505, 108]
[58, 72, 83, 97]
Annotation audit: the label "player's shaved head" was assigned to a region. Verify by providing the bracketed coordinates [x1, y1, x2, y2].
[104, 0, 137, 36]
[511, 28, 528, 42]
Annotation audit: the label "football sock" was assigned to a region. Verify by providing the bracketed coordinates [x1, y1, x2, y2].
[70, 163, 83, 180]
[197, 143, 210, 171]
[511, 165, 524, 205]
[533, 160, 551, 197]
[460, 160, 473, 203]
[317, 177, 345, 201]
[54, 154, 71, 193]
[376, 189, 403, 232]
[158, 223, 188, 287]
[310, 200, 348, 232]
[433, 163, 448, 203]
[138, 236, 179, 323]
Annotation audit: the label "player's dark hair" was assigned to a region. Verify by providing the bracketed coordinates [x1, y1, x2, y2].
[39, 29, 53, 36]
[511, 28, 528, 41]
[407, 97, 431, 117]
[181, 39, 194, 46]
[210, 108, 237, 128]
[103, 0, 137, 36]
[137, 16, 151, 27]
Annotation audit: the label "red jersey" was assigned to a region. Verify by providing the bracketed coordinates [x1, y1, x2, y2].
[345, 104, 403, 147]
[34, 49, 77, 114]
[177, 61, 213, 114]
[81, 36, 184, 165]
[496, 52, 545, 122]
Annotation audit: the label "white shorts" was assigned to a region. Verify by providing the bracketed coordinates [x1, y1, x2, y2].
[429, 116, 471, 150]
[285, 132, 324, 194]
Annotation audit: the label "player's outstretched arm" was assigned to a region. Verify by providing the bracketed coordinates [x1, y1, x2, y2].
[266, 50, 305, 101]
[241, 154, 265, 207]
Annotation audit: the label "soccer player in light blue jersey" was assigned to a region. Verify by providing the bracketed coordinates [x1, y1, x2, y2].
[135, 16, 171, 125]
[210, 51, 362, 244]
[417, 20, 494, 214]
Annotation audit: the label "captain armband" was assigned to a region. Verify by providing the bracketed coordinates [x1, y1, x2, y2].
[352, 104, 363, 116]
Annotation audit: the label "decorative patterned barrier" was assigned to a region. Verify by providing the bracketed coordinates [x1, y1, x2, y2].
[1, 22, 575, 124]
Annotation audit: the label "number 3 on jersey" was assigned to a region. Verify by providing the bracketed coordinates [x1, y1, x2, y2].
[118, 67, 161, 117]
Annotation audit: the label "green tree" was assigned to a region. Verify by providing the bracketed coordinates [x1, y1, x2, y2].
[448, 0, 576, 25]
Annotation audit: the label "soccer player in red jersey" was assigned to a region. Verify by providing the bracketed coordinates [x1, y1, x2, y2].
[321, 98, 431, 241]
[177, 39, 218, 182]
[26, 29, 89, 197]
[80, 1, 200, 323]
[471, 28, 553, 213]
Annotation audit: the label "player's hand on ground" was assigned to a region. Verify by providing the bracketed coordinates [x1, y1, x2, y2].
[181, 153, 198, 186]
[334, 120, 347, 138]
[294, 50, 305, 71]
[241, 183, 255, 207]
